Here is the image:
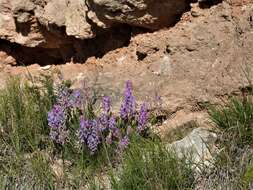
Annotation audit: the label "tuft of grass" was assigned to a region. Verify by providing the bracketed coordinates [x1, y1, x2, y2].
[111, 136, 195, 190]
[210, 96, 253, 148]
[0, 76, 56, 188]
[200, 94, 253, 189]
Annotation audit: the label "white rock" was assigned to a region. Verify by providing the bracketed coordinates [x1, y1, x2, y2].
[167, 128, 217, 171]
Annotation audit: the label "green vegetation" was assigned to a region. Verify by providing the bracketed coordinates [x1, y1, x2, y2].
[2, 75, 253, 189]
[0, 76, 195, 189]
[0, 76, 55, 188]
[203, 91, 253, 189]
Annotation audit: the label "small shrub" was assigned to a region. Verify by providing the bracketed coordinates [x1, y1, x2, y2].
[47, 80, 152, 162]
[0, 76, 160, 188]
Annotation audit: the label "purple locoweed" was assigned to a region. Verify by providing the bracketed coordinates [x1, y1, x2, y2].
[79, 117, 101, 154]
[56, 87, 71, 109]
[47, 105, 68, 144]
[120, 81, 136, 120]
[56, 86, 84, 109]
[108, 117, 121, 138]
[99, 96, 112, 131]
[49, 127, 69, 145]
[137, 103, 149, 133]
[102, 96, 111, 114]
[47, 80, 153, 155]
[48, 105, 66, 129]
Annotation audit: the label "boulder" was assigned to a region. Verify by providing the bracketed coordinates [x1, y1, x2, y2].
[167, 128, 217, 169]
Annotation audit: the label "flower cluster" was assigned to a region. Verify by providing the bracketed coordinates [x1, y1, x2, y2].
[47, 81, 150, 155]
[79, 118, 100, 154]
[137, 103, 148, 133]
[57, 86, 84, 109]
[47, 86, 84, 145]
[120, 81, 136, 120]
[48, 105, 68, 145]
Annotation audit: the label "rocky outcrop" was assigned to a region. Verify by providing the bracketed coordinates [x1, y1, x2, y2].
[0, 0, 45, 47]
[86, 0, 190, 30]
[0, 0, 192, 49]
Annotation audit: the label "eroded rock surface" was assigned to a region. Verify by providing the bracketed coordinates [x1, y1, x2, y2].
[86, 0, 190, 30]
[0, 0, 192, 49]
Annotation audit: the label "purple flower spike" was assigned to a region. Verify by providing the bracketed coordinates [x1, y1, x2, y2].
[47, 105, 68, 144]
[108, 117, 116, 129]
[79, 117, 101, 154]
[99, 96, 112, 131]
[137, 103, 149, 133]
[120, 81, 136, 120]
[99, 113, 109, 131]
[102, 96, 111, 114]
[47, 105, 66, 129]
[57, 87, 71, 108]
[49, 127, 68, 145]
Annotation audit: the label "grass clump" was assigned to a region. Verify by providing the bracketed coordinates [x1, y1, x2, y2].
[201, 93, 253, 189]
[0, 76, 55, 188]
[111, 137, 195, 190]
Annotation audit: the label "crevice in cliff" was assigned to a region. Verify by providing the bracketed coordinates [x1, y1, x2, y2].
[0, 24, 133, 66]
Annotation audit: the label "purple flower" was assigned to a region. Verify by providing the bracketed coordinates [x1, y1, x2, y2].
[137, 103, 149, 133]
[57, 129, 69, 145]
[102, 96, 111, 114]
[49, 127, 69, 145]
[79, 117, 100, 154]
[47, 105, 68, 144]
[56, 87, 71, 108]
[47, 105, 66, 129]
[99, 96, 112, 131]
[57, 87, 84, 109]
[99, 113, 109, 131]
[117, 136, 130, 153]
[120, 81, 136, 120]
[109, 117, 121, 138]
[69, 89, 84, 108]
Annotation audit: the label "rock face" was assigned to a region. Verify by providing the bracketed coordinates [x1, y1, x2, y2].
[0, 0, 45, 47]
[86, 0, 190, 30]
[0, 0, 191, 49]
